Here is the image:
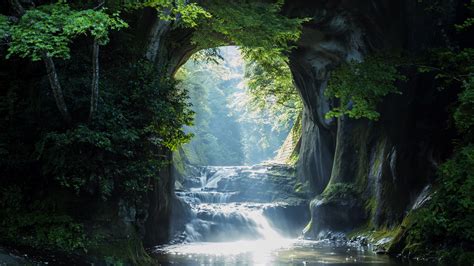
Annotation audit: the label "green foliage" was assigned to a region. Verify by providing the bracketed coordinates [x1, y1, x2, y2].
[454, 76, 474, 136]
[170, 2, 211, 28]
[417, 48, 474, 86]
[405, 146, 474, 248]
[63, 9, 127, 44]
[35, 60, 192, 199]
[176, 49, 245, 165]
[128, 0, 211, 28]
[0, 186, 88, 252]
[455, 0, 474, 31]
[395, 7, 474, 260]
[0, 15, 9, 38]
[192, 0, 306, 123]
[6, 3, 127, 61]
[244, 55, 302, 128]
[325, 55, 407, 120]
[193, 0, 305, 51]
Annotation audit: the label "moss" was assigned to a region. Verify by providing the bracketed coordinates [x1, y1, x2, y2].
[294, 181, 309, 193]
[346, 222, 373, 239]
[348, 223, 402, 249]
[370, 138, 387, 180]
[287, 151, 299, 166]
[302, 219, 313, 236]
[371, 226, 400, 242]
[364, 197, 377, 217]
[172, 150, 187, 178]
[321, 182, 357, 201]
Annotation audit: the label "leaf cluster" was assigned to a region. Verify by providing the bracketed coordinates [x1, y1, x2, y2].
[5, 3, 127, 61]
[124, 0, 211, 28]
[244, 56, 302, 129]
[192, 0, 306, 51]
[406, 145, 474, 250]
[34, 60, 193, 199]
[0, 186, 88, 252]
[325, 55, 407, 120]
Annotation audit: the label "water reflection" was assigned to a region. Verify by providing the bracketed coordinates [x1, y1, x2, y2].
[155, 239, 418, 265]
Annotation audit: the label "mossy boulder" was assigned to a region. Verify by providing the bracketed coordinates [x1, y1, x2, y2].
[303, 183, 367, 239]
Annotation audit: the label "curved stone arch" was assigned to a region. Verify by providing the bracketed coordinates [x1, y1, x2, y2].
[142, 0, 458, 243]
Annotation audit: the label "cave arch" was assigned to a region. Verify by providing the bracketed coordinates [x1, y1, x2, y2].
[143, 0, 456, 245]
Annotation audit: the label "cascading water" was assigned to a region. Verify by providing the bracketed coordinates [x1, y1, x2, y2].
[154, 165, 404, 265]
[171, 166, 288, 243]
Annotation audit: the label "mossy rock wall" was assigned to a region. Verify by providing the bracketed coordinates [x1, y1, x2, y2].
[290, 0, 459, 237]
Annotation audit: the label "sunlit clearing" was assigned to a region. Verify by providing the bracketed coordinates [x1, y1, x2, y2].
[174, 46, 297, 166]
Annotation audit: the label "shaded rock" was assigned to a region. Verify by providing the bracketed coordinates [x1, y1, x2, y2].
[375, 247, 388, 255]
[263, 203, 310, 237]
[304, 195, 366, 239]
[0, 248, 29, 264]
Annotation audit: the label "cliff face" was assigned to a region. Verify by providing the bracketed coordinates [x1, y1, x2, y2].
[283, 0, 459, 236]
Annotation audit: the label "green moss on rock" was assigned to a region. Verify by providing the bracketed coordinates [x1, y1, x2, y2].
[321, 183, 357, 201]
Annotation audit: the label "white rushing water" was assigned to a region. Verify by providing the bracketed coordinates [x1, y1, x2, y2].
[155, 166, 402, 265]
[158, 166, 293, 263]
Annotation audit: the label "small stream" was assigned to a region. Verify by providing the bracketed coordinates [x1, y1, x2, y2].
[154, 165, 420, 265]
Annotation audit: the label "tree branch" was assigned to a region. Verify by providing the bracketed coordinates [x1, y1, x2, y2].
[42, 54, 72, 125]
[9, 0, 72, 126]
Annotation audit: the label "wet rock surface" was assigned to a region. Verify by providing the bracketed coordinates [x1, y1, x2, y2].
[304, 195, 367, 239]
[0, 248, 28, 264]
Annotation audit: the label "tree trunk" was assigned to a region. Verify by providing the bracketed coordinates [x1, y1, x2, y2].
[89, 39, 100, 122]
[42, 54, 72, 125]
[8, 0, 25, 16]
[10, 0, 71, 125]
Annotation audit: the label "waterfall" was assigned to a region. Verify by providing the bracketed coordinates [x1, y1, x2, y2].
[171, 166, 286, 243]
[155, 165, 390, 265]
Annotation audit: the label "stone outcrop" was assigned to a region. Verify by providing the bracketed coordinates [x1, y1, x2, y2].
[282, 0, 459, 237]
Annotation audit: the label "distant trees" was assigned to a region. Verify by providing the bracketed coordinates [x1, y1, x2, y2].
[176, 47, 297, 165]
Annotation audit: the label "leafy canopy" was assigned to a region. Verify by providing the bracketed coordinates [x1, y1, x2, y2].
[193, 0, 304, 49]
[123, 0, 211, 28]
[325, 55, 407, 120]
[244, 55, 302, 129]
[6, 3, 127, 61]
